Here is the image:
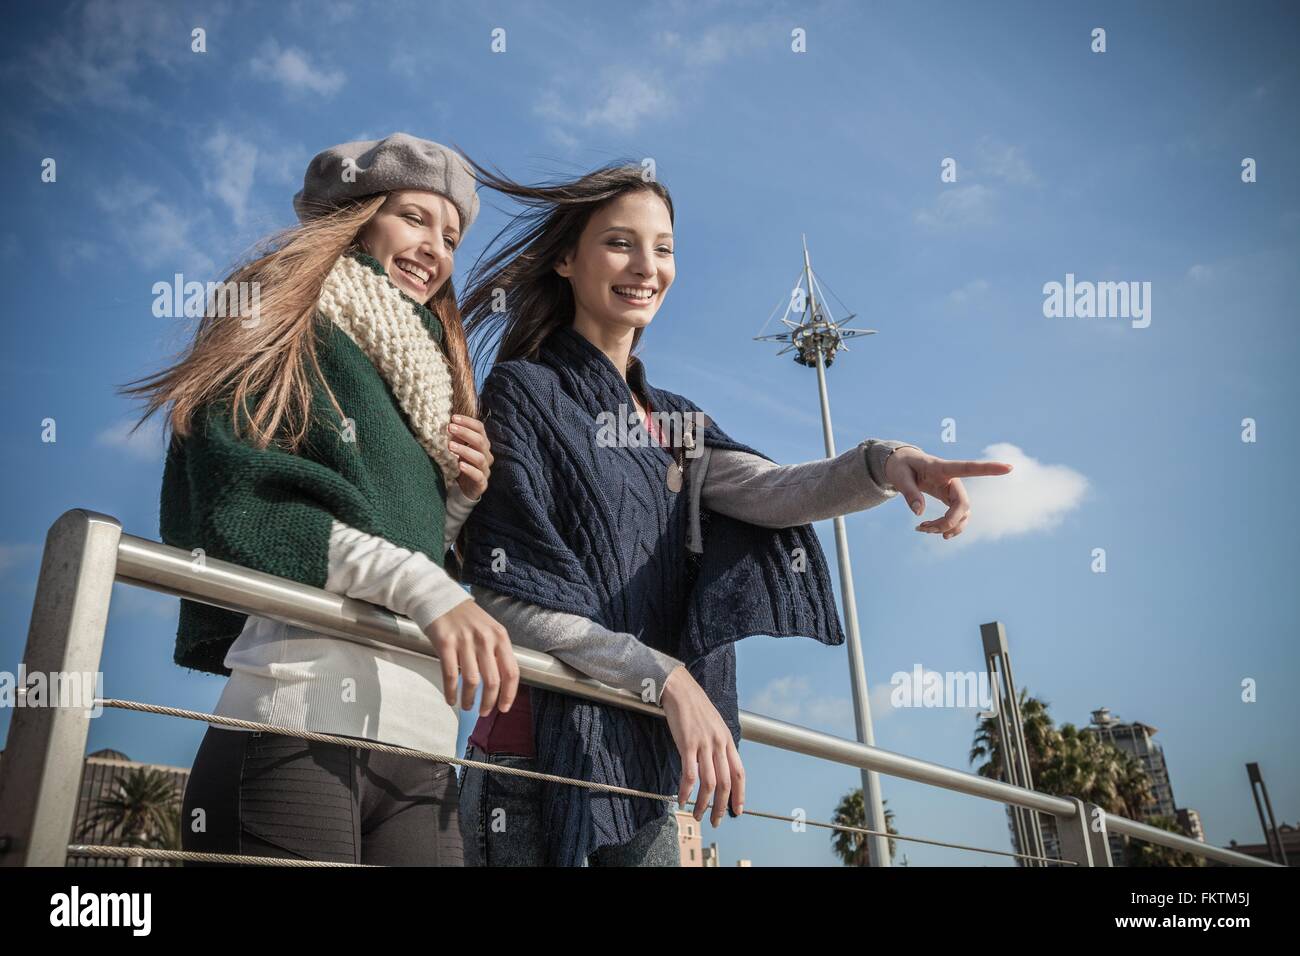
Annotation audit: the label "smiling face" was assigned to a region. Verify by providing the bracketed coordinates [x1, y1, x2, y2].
[355, 189, 461, 304]
[554, 188, 675, 339]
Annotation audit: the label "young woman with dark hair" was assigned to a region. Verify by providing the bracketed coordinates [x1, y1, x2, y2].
[452, 160, 1012, 866]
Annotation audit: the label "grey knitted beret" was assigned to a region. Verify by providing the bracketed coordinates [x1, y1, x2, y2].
[293, 132, 480, 232]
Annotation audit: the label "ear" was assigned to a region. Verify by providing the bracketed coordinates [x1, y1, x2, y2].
[553, 246, 574, 279]
[353, 226, 372, 257]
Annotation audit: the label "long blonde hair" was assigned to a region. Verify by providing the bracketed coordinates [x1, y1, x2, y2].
[122, 194, 478, 453]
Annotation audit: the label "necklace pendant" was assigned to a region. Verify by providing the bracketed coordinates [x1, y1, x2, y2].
[666, 461, 683, 493]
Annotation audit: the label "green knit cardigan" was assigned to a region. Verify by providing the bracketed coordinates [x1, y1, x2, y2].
[159, 259, 450, 676]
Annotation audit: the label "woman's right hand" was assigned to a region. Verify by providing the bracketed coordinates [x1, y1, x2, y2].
[660, 665, 745, 827]
[424, 601, 520, 717]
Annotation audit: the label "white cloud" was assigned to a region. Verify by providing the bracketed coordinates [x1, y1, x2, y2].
[533, 18, 778, 137]
[14, 0, 228, 110]
[258, 142, 308, 187]
[750, 675, 811, 721]
[974, 136, 1037, 186]
[546, 126, 581, 151]
[915, 184, 995, 230]
[96, 417, 167, 462]
[655, 22, 773, 67]
[200, 129, 259, 226]
[536, 69, 674, 134]
[1187, 263, 1214, 281]
[93, 179, 216, 276]
[747, 675, 854, 734]
[55, 240, 103, 279]
[921, 442, 1089, 550]
[249, 40, 345, 97]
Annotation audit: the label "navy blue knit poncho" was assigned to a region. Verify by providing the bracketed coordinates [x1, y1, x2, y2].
[459, 323, 845, 865]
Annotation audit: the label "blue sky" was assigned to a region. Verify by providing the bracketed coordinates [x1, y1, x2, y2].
[1, 0, 1297, 867]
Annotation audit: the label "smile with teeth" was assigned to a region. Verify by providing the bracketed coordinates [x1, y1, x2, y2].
[395, 258, 432, 289]
[613, 285, 656, 302]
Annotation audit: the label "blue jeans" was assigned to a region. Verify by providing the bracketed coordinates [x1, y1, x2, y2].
[456, 742, 680, 867]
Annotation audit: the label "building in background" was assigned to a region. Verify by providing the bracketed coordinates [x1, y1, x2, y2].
[677, 810, 703, 866]
[1085, 706, 1205, 864]
[1227, 823, 1299, 865]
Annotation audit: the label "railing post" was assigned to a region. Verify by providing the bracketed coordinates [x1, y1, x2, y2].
[1055, 797, 1113, 867]
[0, 510, 121, 867]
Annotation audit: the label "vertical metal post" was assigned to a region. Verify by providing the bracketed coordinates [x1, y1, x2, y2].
[989, 655, 1032, 863]
[811, 344, 890, 868]
[1248, 762, 1289, 866]
[982, 621, 1045, 868]
[1000, 648, 1048, 861]
[981, 621, 1048, 865]
[1056, 797, 1113, 867]
[0, 510, 121, 867]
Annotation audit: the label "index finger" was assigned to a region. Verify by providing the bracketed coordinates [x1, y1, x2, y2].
[935, 460, 1013, 478]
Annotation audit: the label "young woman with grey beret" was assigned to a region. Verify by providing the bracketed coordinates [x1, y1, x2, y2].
[127, 133, 518, 866]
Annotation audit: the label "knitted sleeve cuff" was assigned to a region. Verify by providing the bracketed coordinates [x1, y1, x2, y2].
[862, 439, 922, 493]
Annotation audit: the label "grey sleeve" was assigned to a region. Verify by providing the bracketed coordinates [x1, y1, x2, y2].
[469, 584, 683, 703]
[698, 439, 921, 529]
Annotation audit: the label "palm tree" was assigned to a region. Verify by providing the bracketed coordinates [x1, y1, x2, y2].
[830, 789, 897, 865]
[1113, 749, 1157, 822]
[77, 766, 182, 864]
[969, 687, 1059, 784]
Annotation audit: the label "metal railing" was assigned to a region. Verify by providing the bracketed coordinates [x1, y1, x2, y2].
[0, 509, 1277, 867]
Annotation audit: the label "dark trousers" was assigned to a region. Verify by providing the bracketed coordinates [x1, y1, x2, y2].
[180, 726, 464, 867]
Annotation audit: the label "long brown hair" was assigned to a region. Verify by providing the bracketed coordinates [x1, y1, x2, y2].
[457, 159, 674, 383]
[121, 194, 478, 452]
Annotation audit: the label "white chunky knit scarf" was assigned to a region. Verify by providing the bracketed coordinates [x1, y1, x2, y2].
[316, 251, 460, 487]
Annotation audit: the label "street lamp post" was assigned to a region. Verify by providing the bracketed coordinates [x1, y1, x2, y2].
[756, 236, 890, 868]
